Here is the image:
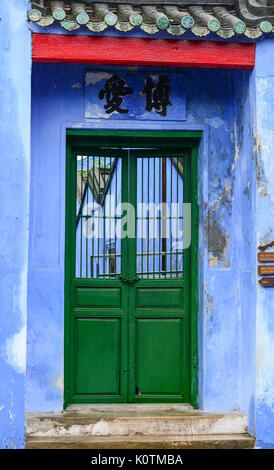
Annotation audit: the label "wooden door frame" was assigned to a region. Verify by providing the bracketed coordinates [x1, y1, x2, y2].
[64, 129, 200, 408]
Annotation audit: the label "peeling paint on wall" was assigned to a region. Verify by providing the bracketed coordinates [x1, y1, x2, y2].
[254, 133, 268, 198]
[5, 326, 26, 375]
[205, 200, 231, 267]
[51, 375, 64, 393]
[259, 228, 273, 247]
[206, 293, 214, 321]
[232, 121, 240, 172]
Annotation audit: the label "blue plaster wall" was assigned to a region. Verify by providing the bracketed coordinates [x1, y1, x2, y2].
[28, 63, 257, 425]
[0, 2, 272, 450]
[252, 41, 274, 449]
[0, 1, 31, 448]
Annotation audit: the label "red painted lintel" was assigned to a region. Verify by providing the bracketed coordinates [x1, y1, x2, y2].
[32, 33, 255, 70]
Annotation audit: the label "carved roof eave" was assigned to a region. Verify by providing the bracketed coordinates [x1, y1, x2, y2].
[28, 1, 274, 39]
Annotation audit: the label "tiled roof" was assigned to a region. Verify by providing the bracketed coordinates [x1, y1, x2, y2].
[28, 1, 274, 38]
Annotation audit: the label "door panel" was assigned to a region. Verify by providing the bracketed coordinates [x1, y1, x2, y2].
[75, 286, 121, 308]
[135, 318, 183, 395]
[75, 318, 121, 395]
[136, 286, 183, 308]
[65, 133, 195, 405]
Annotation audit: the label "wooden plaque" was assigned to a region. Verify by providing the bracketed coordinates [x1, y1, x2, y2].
[258, 265, 274, 275]
[259, 277, 274, 287]
[258, 252, 274, 263]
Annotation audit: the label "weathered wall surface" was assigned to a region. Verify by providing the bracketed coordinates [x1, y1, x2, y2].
[28, 64, 256, 426]
[0, 1, 31, 448]
[253, 41, 274, 449]
[202, 69, 257, 431]
[0, 3, 272, 449]
[234, 71, 257, 436]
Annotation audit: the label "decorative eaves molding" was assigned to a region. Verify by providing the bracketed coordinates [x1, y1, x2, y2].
[28, 1, 274, 38]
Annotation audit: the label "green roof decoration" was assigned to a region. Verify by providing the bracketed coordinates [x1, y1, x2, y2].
[28, 1, 274, 38]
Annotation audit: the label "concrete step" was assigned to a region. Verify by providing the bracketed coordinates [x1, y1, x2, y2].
[26, 405, 248, 438]
[26, 434, 255, 449]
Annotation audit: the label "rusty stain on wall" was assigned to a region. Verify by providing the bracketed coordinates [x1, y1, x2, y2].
[205, 202, 231, 267]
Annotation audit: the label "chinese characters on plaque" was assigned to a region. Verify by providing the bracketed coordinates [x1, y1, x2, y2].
[98, 74, 133, 114]
[85, 71, 186, 121]
[140, 75, 172, 117]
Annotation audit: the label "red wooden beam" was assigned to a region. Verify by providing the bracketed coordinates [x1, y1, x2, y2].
[32, 33, 255, 70]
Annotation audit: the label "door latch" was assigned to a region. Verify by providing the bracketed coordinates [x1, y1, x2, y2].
[117, 274, 140, 284]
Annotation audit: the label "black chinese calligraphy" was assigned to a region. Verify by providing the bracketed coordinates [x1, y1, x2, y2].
[99, 74, 133, 114]
[141, 75, 172, 117]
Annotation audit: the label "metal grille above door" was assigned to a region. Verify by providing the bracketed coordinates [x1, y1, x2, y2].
[76, 154, 122, 279]
[75, 152, 186, 280]
[136, 155, 184, 279]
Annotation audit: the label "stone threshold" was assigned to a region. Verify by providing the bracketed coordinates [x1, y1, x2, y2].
[27, 433, 255, 449]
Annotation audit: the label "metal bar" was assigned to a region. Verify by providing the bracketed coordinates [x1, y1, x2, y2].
[141, 157, 144, 278]
[169, 156, 173, 278]
[137, 251, 183, 256]
[147, 158, 149, 278]
[158, 157, 161, 280]
[79, 214, 123, 220]
[134, 215, 183, 220]
[176, 155, 179, 277]
[136, 270, 182, 275]
[109, 157, 112, 275]
[90, 253, 121, 259]
[80, 155, 83, 277]
[128, 149, 137, 279]
[97, 157, 100, 277]
[103, 156, 106, 277]
[153, 157, 156, 279]
[121, 153, 128, 280]
[115, 156, 118, 275]
[86, 155, 89, 277]
[100, 157, 118, 207]
[86, 252, 183, 258]
[162, 157, 166, 274]
[92, 155, 95, 278]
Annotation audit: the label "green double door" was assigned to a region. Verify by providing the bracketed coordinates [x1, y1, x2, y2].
[65, 131, 198, 406]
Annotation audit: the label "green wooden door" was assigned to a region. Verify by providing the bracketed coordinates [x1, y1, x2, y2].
[65, 131, 199, 407]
